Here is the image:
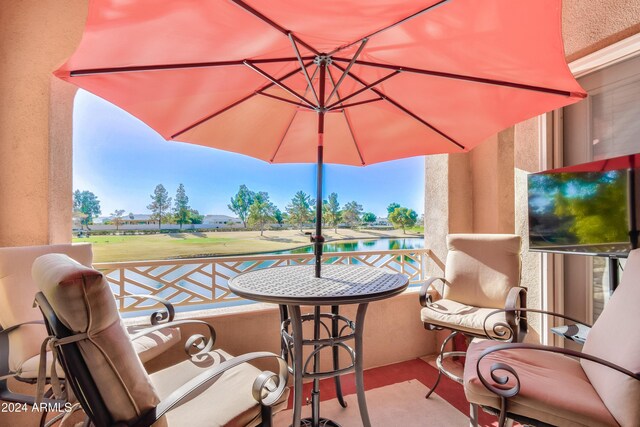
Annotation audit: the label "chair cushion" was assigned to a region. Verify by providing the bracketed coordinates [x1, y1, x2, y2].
[421, 299, 512, 339]
[15, 350, 63, 380]
[464, 340, 618, 427]
[151, 349, 289, 427]
[128, 325, 181, 364]
[581, 248, 640, 427]
[13, 326, 180, 380]
[0, 243, 92, 372]
[32, 254, 160, 423]
[444, 234, 521, 309]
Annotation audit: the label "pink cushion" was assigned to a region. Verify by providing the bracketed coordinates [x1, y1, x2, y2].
[464, 340, 618, 427]
[444, 234, 521, 309]
[581, 249, 640, 427]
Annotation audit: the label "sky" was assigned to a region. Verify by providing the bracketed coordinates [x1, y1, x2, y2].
[73, 90, 425, 219]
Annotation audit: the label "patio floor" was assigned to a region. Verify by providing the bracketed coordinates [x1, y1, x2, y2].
[274, 358, 504, 427]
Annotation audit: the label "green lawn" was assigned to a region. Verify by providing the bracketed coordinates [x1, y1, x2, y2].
[74, 228, 416, 263]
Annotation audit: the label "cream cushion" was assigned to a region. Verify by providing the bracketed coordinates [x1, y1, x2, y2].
[128, 325, 181, 364]
[32, 254, 160, 423]
[444, 234, 521, 309]
[0, 243, 179, 379]
[421, 299, 511, 339]
[581, 248, 640, 427]
[0, 243, 92, 373]
[464, 339, 618, 427]
[151, 349, 289, 427]
[14, 326, 179, 380]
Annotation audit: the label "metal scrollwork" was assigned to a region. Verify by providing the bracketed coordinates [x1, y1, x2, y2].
[117, 294, 176, 325]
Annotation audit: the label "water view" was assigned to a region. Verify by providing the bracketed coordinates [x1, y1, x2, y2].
[272, 237, 425, 255]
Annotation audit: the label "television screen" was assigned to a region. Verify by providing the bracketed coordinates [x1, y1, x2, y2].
[528, 167, 634, 255]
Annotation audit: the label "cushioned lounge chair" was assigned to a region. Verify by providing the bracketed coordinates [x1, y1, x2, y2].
[0, 244, 180, 404]
[419, 234, 527, 397]
[464, 248, 640, 427]
[32, 253, 289, 427]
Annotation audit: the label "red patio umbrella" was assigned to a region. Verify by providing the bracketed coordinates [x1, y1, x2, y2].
[55, 0, 586, 278]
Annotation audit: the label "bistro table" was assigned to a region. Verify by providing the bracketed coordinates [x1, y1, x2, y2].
[229, 264, 408, 427]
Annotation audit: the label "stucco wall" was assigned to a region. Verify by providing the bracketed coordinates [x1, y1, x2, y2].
[563, 0, 640, 62]
[0, 1, 87, 246]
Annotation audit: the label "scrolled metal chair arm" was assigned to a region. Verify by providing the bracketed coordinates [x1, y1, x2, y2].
[483, 308, 591, 343]
[476, 343, 640, 402]
[128, 319, 217, 357]
[117, 294, 175, 325]
[419, 276, 448, 307]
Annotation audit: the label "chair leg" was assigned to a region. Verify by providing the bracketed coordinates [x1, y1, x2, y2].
[425, 330, 458, 399]
[469, 403, 478, 427]
[260, 404, 273, 427]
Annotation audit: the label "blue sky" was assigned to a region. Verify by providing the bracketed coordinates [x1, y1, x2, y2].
[73, 90, 425, 218]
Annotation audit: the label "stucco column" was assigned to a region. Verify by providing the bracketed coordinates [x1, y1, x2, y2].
[424, 129, 515, 273]
[0, 1, 87, 247]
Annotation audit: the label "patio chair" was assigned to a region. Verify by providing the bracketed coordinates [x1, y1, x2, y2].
[418, 234, 527, 397]
[32, 253, 288, 426]
[464, 248, 640, 427]
[0, 244, 180, 405]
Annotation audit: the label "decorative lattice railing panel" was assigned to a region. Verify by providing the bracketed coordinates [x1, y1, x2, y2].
[94, 249, 433, 314]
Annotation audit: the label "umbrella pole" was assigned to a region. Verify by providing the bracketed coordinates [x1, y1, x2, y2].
[314, 142, 324, 278]
[313, 60, 326, 279]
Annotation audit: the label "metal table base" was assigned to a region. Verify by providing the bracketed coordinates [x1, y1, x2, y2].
[282, 304, 371, 427]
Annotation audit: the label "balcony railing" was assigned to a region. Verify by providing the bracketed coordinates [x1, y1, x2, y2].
[94, 249, 434, 314]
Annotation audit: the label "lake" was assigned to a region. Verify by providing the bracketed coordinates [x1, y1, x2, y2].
[271, 237, 425, 254]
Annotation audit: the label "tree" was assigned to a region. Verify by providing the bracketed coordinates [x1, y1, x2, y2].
[388, 207, 418, 234]
[147, 184, 172, 230]
[111, 209, 125, 231]
[128, 212, 135, 220]
[323, 192, 341, 233]
[173, 183, 191, 229]
[387, 202, 401, 216]
[342, 201, 363, 227]
[188, 209, 204, 224]
[273, 208, 284, 227]
[228, 185, 255, 228]
[73, 190, 101, 230]
[286, 191, 313, 232]
[362, 212, 377, 224]
[248, 192, 276, 236]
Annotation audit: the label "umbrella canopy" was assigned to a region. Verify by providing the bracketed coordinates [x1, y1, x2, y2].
[55, 0, 586, 276]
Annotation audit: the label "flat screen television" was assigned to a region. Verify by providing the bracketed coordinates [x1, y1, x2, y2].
[528, 154, 640, 256]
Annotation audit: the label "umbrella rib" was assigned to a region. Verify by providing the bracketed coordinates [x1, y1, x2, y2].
[69, 57, 304, 76]
[334, 98, 384, 110]
[333, 58, 587, 98]
[270, 65, 320, 163]
[328, 0, 451, 56]
[230, 0, 319, 55]
[245, 61, 317, 109]
[331, 62, 465, 151]
[256, 91, 315, 110]
[326, 38, 368, 105]
[171, 61, 313, 139]
[289, 33, 319, 105]
[327, 66, 366, 165]
[326, 70, 400, 110]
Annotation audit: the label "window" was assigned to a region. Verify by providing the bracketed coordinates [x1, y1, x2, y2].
[563, 54, 640, 321]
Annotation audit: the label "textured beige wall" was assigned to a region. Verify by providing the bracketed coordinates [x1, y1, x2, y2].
[470, 129, 515, 234]
[563, 0, 640, 62]
[143, 291, 437, 375]
[0, 1, 87, 246]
